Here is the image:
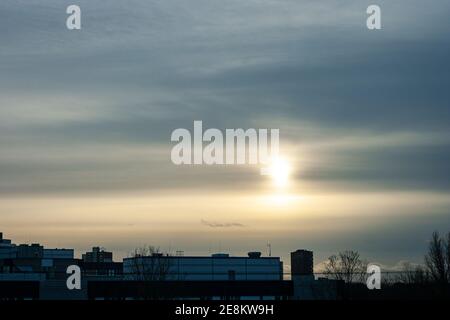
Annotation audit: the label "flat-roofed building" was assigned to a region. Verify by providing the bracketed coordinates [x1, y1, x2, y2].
[123, 252, 283, 281]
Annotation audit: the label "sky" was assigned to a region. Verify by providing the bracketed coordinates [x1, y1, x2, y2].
[0, 0, 449, 272]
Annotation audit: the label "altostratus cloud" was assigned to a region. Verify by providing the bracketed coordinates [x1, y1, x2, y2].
[201, 219, 246, 228]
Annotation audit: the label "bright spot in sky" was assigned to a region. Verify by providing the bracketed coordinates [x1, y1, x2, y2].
[265, 194, 301, 206]
[267, 156, 291, 188]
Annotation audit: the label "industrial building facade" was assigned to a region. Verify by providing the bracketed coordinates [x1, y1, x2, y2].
[123, 252, 283, 281]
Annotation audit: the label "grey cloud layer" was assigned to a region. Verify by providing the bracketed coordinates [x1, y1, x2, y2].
[0, 0, 449, 194]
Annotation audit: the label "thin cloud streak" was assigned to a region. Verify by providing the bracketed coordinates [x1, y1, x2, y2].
[201, 219, 246, 228]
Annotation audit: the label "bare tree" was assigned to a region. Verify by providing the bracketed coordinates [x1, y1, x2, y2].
[396, 262, 429, 285]
[323, 250, 367, 283]
[130, 246, 173, 281]
[424, 231, 449, 284]
[129, 246, 173, 299]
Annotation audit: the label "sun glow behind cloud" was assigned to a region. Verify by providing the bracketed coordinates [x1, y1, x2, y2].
[260, 193, 304, 207]
[266, 156, 291, 188]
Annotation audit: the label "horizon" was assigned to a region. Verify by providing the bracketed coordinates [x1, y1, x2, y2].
[0, 228, 437, 274]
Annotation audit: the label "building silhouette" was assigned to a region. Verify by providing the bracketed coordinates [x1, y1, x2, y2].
[0, 231, 345, 300]
[82, 247, 113, 263]
[291, 249, 313, 276]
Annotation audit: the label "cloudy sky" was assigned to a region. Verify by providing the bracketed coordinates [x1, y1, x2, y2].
[1, 0, 449, 271]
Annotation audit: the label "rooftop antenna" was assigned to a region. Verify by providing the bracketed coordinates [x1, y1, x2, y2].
[267, 242, 272, 257]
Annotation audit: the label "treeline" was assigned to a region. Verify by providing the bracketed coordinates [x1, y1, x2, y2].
[322, 231, 450, 286]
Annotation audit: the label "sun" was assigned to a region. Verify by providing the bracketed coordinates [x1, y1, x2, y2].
[267, 156, 291, 188]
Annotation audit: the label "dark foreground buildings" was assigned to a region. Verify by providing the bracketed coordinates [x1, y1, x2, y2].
[1, 232, 301, 300]
[3, 231, 444, 300]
